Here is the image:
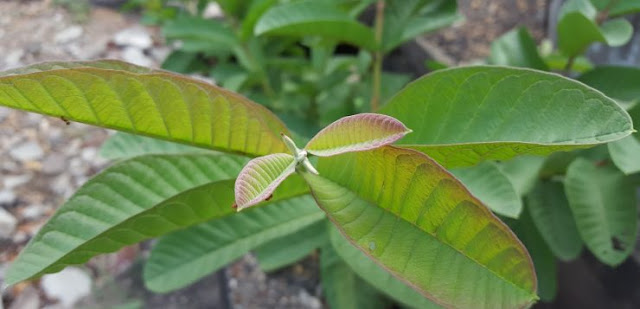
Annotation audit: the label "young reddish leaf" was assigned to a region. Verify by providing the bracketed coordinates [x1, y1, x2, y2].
[235, 153, 297, 210]
[304, 113, 411, 157]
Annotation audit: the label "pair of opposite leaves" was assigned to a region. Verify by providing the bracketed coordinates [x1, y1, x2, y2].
[234, 113, 412, 209]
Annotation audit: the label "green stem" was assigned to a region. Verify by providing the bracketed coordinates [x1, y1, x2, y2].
[370, 0, 385, 112]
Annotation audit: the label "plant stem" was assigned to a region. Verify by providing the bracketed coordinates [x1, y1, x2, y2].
[564, 55, 575, 72]
[371, 0, 385, 112]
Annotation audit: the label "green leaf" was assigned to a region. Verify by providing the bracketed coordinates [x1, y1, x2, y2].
[382, 0, 461, 52]
[607, 104, 640, 174]
[559, 0, 598, 20]
[162, 16, 237, 54]
[498, 156, 546, 197]
[488, 27, 548, 70]
[143, 195, 324, 292]
[240, 0, 278, 41]
[0, 60, 289, 157]
[304, 113, 411, 157]
[321, 239, 391, 309]
[328, 225, 440, 309]
[578, 66, 640, 107]
[254, 1, 377, 50]
[303, 146, 538, 308]
[608, 136, 640, 175]
[564, 158, 638, 266]
[380, 66, 634, 168]
[255, 220, 327, 272]
[235, 153, 297, 210]
[6, 154, 250, 285]
[508, 212, 558, 302]
[590, 0, 640, 17]
[557, 13, 633, 57]
[451, 162, 523, 218]
[526, 181, 583, 261]
[100, 132, 211, 161]
[543, 53, 593, 73]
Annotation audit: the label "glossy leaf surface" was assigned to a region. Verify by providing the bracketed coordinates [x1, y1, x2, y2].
[565, 158, 638, 266]
[305, 113, 411, 157]
[303, 146, 538, 308]
[235, 153, 297, 210]
[451, 162, 522, 218]
[381, 66, 633, 168]
[143, 196, 324, 292]
[0, 60, 289, 157]
[255, 1, 376, 50]
[527, 181, 583, 261]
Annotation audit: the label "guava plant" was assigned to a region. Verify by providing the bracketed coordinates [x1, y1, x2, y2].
[0, 58, 633, 308]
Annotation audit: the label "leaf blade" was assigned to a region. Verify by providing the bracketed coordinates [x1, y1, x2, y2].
[254, 0, 377, 50]
[305, 113, 411, 157]
[380, 66, 634, 168]
[303, 146, 538, 308]
[0, 60, 289, 157]
[143, 196, 324, 292]
[235, 153, 297, 210]
[564, 158, 638, 266]
[255, 220, 327, 272]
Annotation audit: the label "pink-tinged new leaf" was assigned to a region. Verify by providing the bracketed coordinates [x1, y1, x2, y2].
[304, 113, 411, 157]
[234, 153, 297, 210]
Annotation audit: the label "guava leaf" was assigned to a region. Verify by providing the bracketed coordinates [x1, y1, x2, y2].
[557, 13, 632, 57]
[162, 16, 237, 54]
[235, 153, 297, 210]
[143, 195, 324, 292]
[590, 0, 640, 17]
[451, 162, 523, 218]
[100, 132, 211, 161]
[380, 66, 634, 168]
[526, 181, 583, 261]
[305, 113, 411, 157]
[488, 27, 548, 70]
[508, 213, 558, 302]
[608, 136, 640, 175]
[0, 60, 289, 157]
[303, 146, 538, 308]
[327, 224, 441, 309]
[565, 158, 638, 266]
[578, 66, 640, 107]
[498, 156, 546, 197]
[382, 0, 461, 52]
[321, 239, 391, 309]
[254, 1, 377, 50]
[255, 220, 327, 272]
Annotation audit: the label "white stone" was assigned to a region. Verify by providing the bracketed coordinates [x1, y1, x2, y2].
[41, 154, 67, 175]
[8, 285, 40, 309]
[9, 141, 44, 161]
[22, 204, 46, 220]
[121, 46, 153, 67]
[114, 27, 153, 49]
[0, 207, 17, 238]
[0, 190, 16, 205]
[0, 107, 10, 122]
[3, 174, 32, 189]
[41, 267, 92, 308]
[203, 2, 224, 18]
[54, 26, 83, 44]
